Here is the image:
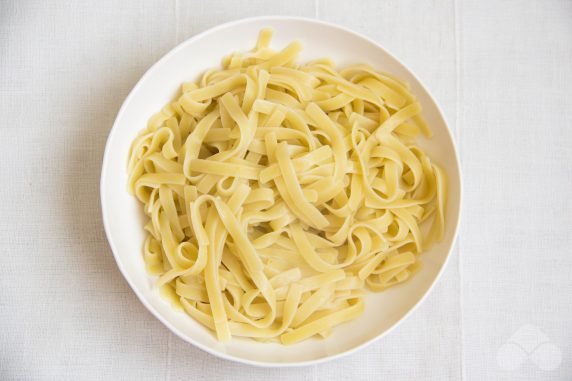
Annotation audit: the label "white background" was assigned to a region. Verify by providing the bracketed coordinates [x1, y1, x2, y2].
[1, 1, 571, 380]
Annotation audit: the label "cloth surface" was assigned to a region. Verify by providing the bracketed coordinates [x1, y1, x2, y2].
[1, 1, 570, 380]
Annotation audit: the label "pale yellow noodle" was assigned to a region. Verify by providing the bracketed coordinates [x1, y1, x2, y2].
[129, 28, 447, 344]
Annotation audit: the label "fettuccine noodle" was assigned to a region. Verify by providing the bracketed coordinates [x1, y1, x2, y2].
[127, 29, 447, 344]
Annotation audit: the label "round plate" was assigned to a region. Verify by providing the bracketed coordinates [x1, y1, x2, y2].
[101, 16, 462, 367]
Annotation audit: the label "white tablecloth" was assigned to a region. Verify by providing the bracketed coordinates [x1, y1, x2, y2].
[1, 1, 571, 380]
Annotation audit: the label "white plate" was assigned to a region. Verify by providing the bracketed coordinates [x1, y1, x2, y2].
[100, 16, 462, 367]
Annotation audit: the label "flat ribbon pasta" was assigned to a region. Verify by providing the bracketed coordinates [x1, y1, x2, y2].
[128, 28, 447, 344]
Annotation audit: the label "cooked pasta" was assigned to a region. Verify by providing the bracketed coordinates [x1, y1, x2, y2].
[127, 29, 447, 344]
